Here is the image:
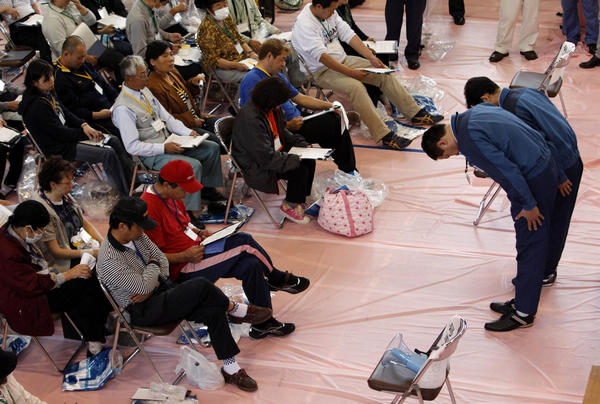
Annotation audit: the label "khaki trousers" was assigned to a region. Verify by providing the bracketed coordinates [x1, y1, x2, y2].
[495, 0, 540, 53]
[313, 56, 422, 142]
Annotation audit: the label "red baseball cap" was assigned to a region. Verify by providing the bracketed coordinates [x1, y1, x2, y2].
[160, 160, 203, 193]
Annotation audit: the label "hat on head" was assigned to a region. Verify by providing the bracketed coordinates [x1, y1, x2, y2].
[160, 160, 203, 193]
[0, 349, 17, 379]
[111, 197, 157, 230]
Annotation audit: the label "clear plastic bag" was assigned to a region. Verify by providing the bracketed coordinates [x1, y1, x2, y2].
[400, 74, 445, 103]
[70, 181, 120, 221]
[422, 32, 456, 61]
[175, 346, 224, 390]
[17, 153, 38, 202]
[312, 169, 388, 208]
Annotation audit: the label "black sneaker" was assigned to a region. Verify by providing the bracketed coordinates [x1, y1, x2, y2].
[484, 309, 534, 332]
[267, 271, 310, 294]
[407, 59, 420, 70]
[580, 55, 600, 69]
[411, 108, 444, 125]
[542, 272, 557, 287]
[489, 51, 509, 63]
[520, 50, 538, 60]
[381, 131, 412, 150]
[202, 187, 227, 202]
[588, 43, 597, 55]
[490, 298, 515, 315]
[249, 318, 295, 339]
[452, 15, 465, 25]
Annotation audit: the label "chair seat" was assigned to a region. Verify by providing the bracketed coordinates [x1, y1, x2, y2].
[0, 49, 36, 68]
[509, 71, 545, 90]
[132, 321, 181, 336]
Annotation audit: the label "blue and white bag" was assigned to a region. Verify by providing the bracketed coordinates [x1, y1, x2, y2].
[62, 348, 114, 391]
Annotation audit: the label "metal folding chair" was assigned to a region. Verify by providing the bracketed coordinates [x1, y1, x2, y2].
[214, 116, 285, 228]
[128, 156, 160, 196]
[297, 53, 332, 102]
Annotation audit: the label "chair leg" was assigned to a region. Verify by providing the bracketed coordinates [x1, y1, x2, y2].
[415, 387, 425, 404]
[446, 378, 457, 404]
[121, 321, 165, 383]
[60, 313, 87, 371]
[473, 181, 502, 226]
[250, 188, 284, 229]
[129, 163, 139, 196]
[1, 317, 8, 350]
[224, 170, 237, 224]
[31, 337, 62, 373]
[558, 90, 568, 119]
[201, 74, 213, 114]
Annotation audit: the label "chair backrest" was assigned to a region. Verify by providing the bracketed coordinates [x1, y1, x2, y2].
[540, 41, 576, 95]
[214, 116, 236, 153]
[296, 53, 331, 102]
[23, 127, 47, 160]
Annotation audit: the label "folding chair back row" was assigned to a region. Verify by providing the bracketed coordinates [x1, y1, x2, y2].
[128, 156, 160, 196]
[297, 53, 333, 102]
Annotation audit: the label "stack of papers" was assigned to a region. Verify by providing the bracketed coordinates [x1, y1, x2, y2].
[97, 14, 126, 30]
[0, 127, 20, 144]
[359, 67, 397, 74]
[0, 204, 13, 227]
[165, 133, 209, 148]
[288, 147, 333, 160]
[363, 40, 397, 54]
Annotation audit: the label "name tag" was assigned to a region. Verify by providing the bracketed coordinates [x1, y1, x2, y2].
[274, 136, 282, 151]
[152, 120, 166, 132]
[234, 42, 243, 54]
[184, 224, 199, 241]
[94, 82, 104, 95]
[155, 33, 162, 40]
[173, 12, 182, 23]
[98, 7, 109, 19]
[236, 22, 249, 35]
[58, 112, 66, 125]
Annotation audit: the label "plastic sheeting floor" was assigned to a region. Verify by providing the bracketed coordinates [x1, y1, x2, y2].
[11, 0, 600, 402]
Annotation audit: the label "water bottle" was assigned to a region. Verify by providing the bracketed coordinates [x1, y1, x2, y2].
[388, 348, 427, 373]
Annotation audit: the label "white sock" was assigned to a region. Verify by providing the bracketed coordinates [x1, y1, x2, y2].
[228, 301, 248, 318]
[88, 341, 104, 356]
[516, 310, 528, 317]
[223, 357, 241, 375]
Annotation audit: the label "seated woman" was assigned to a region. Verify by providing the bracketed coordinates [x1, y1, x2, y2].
[195, 0, 258, 83]
[19, 59, 134, 195]
[145, 40, 220, 139]
[232, 77, 315, 224]
[32, 157, 103, 273]
[0, 200, 111, 357]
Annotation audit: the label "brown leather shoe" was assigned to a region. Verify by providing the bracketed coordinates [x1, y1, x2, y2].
[221, 368, 258, 392]
[228, 304, 272, 325]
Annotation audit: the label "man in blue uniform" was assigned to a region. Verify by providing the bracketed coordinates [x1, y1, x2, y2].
[421, 104, 560, 332]
[464, 77, 582, 287]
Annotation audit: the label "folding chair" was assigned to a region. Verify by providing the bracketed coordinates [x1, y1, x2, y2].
[1, 309, 87, 373]
[0, 19, 36, 83]
[98, 280, 204, 384]
[368, 315, 467, 404]
[214, 116, 285, 228]
[297, 53, 332, 102]
[128, 156, 160, 196]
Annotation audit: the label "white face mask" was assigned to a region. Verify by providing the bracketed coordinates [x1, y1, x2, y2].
[213, 7, 229, 21]
[25, 226, 43, 244]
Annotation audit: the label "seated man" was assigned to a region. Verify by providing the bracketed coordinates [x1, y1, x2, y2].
[464, 76, 582, 286]
[0, 0, 52, 61]
[291, 0, 442, 150]
[126, 0, 182, 57]
[54, 36, 121, 137]
[19, 59, 133, 194]
[142, 160, 309, 338]
[233, 77, 315, 223]
[240, 38, 357, 174]
[421, 104, 561, 332]
[195, 0, 258, 83]
[112, 55, 224, 220]
[96, 197, 272, 391]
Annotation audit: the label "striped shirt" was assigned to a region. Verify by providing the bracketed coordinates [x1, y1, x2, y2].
[96, 231, 169, 308]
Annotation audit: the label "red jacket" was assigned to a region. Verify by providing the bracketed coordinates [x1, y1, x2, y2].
[0, 226, 56, 336]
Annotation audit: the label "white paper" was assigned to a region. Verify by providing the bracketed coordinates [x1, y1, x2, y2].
[130, 388, 168, 400]
[332, 101, 349, 132]
[19, 14, 43, 26]
[0, 127, 20, 143]
[260, 31, 292, 43]
[97, 14, 126, 30]
[72, 23, 100, 51]
[0, 204, 12, 227]
[98, 7, 109, 19]
[80, 252, 96, 269]
[177, 46, 202, 62]
[79, 139, 105, 147]
[173, 55, 190, 66]
[165, 133, 209, 148]
[359, 67, 397, 74]
[239, 58, 257, 69]
[363, 40, 397, 54]
[200, 221, 244, 246]
[288, 147, 332, 160]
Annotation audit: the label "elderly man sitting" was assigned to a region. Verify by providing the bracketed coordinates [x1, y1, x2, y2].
[112, 55, 225, 224]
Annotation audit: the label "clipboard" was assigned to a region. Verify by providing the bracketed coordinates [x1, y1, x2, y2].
[200, 217, 248, 246]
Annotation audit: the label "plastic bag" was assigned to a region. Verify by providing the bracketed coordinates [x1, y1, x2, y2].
[421, 30, 456, 61]
[312, 169, 388, 208]
[62, 348, 114, 391]
[175, 346, 224, 390]
[71, 181, 120, 221]
[0, 334, 31, 355]
[17, 153, 38, 202]
[198, 204, 254, 224]
[400, 74, 445, 103]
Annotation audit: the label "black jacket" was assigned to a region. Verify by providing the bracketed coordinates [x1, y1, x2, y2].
[19, 88, 87, 160]
[232, 100, 309, 194]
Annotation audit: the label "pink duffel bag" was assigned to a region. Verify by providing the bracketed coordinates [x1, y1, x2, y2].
[317, 187, 374, 237]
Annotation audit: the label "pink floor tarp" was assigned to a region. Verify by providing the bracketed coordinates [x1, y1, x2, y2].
[9, 0, 600, 402]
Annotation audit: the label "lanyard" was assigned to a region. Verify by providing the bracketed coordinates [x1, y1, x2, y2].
[43, 94, 64, 118]
[0, 388, 16, 404]
[56, 58, 94, 81]
[132, 241, 147, 265]
[166, 74, 186, 96]
[122, 89, 154, 116]
[254, 65, 271, 77]
[141, 0, 159, 32]
[152, 185, 186, 230]
[206, 14, 235, 41]
[41, 191, 79, 229]
[48, 3, 77, 24]
[314, 14, 334, 42]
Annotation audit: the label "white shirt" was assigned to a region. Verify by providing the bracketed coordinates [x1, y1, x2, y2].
[112, 84, 193, 157]
[291, 4, 356, 73]
[0, 375, 47, 404]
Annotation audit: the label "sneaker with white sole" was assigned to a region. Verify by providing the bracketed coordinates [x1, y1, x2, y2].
[280, 203, 310, 224]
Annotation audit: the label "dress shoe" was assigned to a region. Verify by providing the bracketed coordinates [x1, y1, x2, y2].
[520, 50, 538, 60]
[484, 309, 534, 332]
[489, 51, 509, 63]
[221, 368, 258, 392]
[407, 59, 420, 70]
[588, 43, 597, 55]
[580, 55, 600, 69]
[489, 298, 515, 315]
[452, 15, 465, 25]
[228, 304, 272, 325]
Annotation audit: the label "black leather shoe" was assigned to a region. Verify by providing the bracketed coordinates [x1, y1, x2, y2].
[489, 51, 509, 62]
[490, 298, 515, 315]
[542, 272, 557, 287]
[580, 55, 600, 68]
[484, 309, 534, 332]
[407, 59, 420, 70]
[520, 50, 538, 60]
[452, 15, 465, 25]
[588, 43, 597, 55]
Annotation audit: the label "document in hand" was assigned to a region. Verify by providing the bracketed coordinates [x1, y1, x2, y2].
[200, 219, 247, 246]
[288, 147, 333, 160]
[359, 67, 397, 74]
[97, 14, 126, 30]
[0, 127, 21, 144]
[0, 204, 12, 227]
[19, 13, 44, 26]
[363, 40, 397, 54]
[165, 133, 210, 148]
[79, 134, 112, 147]
[72, 23, 106, 57]
[301, 105, 339, 122]
[239, 58, 258, 69]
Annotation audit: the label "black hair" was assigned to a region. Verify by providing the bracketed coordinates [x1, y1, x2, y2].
[312, 0, 338, 7]
[24, 59, 54, 90]
[7, 200, 50, 230]
[145, 40, 172, 70]
[157, 175, 179, 188]
[421, 124, 447, 160]
[196, 0, 225, 10]
[250, 77, 291, 110]
[464, 77, 500, 108]
[38, 157, 76, 192]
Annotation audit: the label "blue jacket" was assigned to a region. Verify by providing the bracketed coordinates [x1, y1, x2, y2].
[451, 104, 552, 210]
[499, 87, 579, 183]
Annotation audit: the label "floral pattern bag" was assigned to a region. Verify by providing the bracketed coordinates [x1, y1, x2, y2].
[318, 187, 373, 237]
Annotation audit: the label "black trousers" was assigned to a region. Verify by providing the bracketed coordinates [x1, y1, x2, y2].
[295, 111, 356, 173]
[0, 137, 24, 189]
[9, 23, 52, 62]
[449, 0, 465, 17]
[90, 117, 120, 138]
[47, 277, 111, 343]
[279, 159, 315, 204]
[384, 0, 426, 60]
[127, 278, 240, 360]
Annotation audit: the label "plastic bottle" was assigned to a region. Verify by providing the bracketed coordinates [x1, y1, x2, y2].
[389, 348, 427, 373]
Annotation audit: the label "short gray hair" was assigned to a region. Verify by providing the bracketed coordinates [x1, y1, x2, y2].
[120, 55, 147, 79]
